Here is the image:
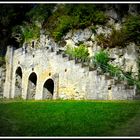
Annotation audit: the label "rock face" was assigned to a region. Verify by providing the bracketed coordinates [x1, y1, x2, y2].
[72, 28, 92, 44]
[106, 8, 119, 21]
[128, 4, 138, 15]
[2, 17, 140, 100]
[63, 25, 140, 80]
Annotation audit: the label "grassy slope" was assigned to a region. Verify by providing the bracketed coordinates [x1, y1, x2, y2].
[0, 100, 140, 136]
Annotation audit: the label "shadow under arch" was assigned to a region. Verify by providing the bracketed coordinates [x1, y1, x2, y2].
[43, 78, 54, 99]
[27, 72, 37, 99]
[15, 66, 22, 98]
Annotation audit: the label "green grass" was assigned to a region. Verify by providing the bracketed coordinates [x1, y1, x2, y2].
[0, 100, 140, 136]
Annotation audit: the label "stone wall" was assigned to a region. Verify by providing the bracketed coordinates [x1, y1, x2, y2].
[0, 65, 6, 98]
[3, 22, 139, 100]
[3, 43, 136, 100]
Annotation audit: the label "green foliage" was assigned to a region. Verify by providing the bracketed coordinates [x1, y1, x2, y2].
[74, 44, 89, 62]
[93, 50, 139, 87]
[13, 23, 40, 43]
[52, 16, 72, 42]
[26, 4, 55, 25]
[65, 44, 89, 62]
[96, 29, 126, 48]
[123, 15, 140, 44]
[65, 45, 75, 58]
[107, 64, 122, 78]
[122, 71, 135, 86]
[90, 26, 97, 34]
[93, 50, 110, 72]
[94, 11, 108, 25]
[45, 4, 108, 41]
[67, 4, 107, 28]
[108, 29, 126, 48]
[52, 32, 63, 42]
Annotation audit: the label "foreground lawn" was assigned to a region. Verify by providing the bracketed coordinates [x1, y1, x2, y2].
[0, 100, 140, 136]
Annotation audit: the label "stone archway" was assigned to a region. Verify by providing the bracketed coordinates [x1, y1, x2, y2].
[43, 78, 54, 99]
[27, 72, 37, 99]
[15, 67, 22, 98]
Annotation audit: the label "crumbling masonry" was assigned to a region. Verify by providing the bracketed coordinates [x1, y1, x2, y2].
[3, 44, 136, 100]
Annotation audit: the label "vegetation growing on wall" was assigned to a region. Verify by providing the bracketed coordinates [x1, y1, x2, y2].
[95, 29, 127, 48]
[65, 44, 89, 62]
[12, 23, 40, 45]
[95, 14, 140, 48]
[92, 50, 139, 87]
[93, 50, 110, 72]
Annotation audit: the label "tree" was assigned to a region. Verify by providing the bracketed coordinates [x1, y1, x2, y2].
[0, 4, 33, 55]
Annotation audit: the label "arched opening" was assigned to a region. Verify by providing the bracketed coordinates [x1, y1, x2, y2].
[15, 67, 22, 98]
[43, 79, 54, 99]
[27, 72, 37, 99]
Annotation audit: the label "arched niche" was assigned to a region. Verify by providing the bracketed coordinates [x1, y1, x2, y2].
[15, 67, 22, 98]
[27, 72, 37, 99]
[43, 78, 54, 99]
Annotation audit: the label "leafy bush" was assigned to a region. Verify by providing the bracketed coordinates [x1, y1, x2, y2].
[52, 32, 63, 42]
[68, 4, 107, 28]
[95, 29, 126, 48]
[123, 15, 140, 44]
[52, 16, 72, 41]
[65, 44, 89, 62]
[26, 4, 55, 25]
[74, 44, 89, 62]
[45, 4, 108, 41]
[94, 11, 108, 25]
[108, 29, 126, 48]
[14, 23, 40, 43]
[93, 50, 110, 72]
[65, 45, 74, 58]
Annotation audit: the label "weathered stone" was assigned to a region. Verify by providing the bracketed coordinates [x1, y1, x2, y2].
[72, 28, 92, 44]
[3, 26, 138, 101]
[91, 33, 96, 42]
[0, 65, 6, 97]
[96, 25, 112, 38]
[105, 8, 119, 21]
[64, 30, 73, 40]
[65, 39, 75, 48]
[128, 4, 138, 15]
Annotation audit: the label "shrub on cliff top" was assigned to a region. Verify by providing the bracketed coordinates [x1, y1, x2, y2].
[95, 29, 127, 48]
[123, 15, 140, 44]
[45, 4, 108, 42]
